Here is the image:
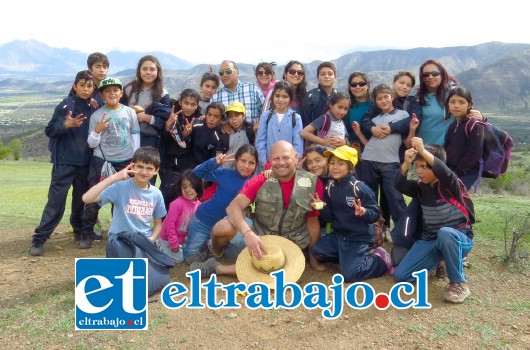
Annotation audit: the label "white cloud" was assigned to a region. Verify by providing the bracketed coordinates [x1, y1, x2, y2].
[1, 0, 528, 65]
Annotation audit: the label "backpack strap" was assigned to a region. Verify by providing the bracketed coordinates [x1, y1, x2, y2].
[265, 109, 274, 126]
[267, 109, 297, 128]
[436, 181, 472, 229]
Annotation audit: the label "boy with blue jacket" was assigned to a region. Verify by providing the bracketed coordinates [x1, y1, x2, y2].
[310, 145, 394, 282]
[30, 70, 97, 256]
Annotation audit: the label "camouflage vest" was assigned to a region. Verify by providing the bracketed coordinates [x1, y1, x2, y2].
[252, 170, 317, 249]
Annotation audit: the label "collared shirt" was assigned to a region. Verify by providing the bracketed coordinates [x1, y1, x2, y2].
[212, 80, 265, 123]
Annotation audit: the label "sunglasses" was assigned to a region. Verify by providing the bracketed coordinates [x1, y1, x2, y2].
[257, 70, 271, 76]
[287, 69, 305, 76]
[422, 71, 441, 78]
[219, 69, 234, 76]
[350, 82, 367, 88]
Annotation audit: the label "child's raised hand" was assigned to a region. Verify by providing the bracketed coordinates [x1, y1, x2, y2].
[198, 115, 206, 121]
[309, 193, 325, 210]
[352, 198, 366, 216]
[166, 106, 181, 131]
[182, 117, 195, 137]
[403, 148, 417, 165]
[64, 111, 86, 128]
[89, 98, 99, 109]
[352, 121, 363, 136]
[410, 113, 420, 130]
[216, 152, 235, 165]
[411, 137, 425, 153]
[113, 163, 138, 181]
[94, 113, 112, 134]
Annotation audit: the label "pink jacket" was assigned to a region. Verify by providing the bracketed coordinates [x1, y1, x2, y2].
[160, 196, 200, 249]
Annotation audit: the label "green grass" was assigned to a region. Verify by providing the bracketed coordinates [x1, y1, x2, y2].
[0, 160, 112, 231]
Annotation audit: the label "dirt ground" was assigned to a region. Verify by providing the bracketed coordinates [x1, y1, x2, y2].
[1, 226, 529, 350]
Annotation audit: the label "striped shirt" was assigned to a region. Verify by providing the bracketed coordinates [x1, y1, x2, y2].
[212, 81, 265, 124]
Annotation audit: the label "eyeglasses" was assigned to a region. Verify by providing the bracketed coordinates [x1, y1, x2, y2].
[350, 82, 367, 88]
[422, 71, 441, 78]
[287, 69, 305, 76]
[257, 70, 271, 76]
[219, 69, 234, 76]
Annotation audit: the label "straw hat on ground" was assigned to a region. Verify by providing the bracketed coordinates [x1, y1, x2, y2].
[236, 235, 305, 289]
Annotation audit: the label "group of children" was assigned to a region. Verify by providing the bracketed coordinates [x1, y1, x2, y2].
[30, 53, 484, 304]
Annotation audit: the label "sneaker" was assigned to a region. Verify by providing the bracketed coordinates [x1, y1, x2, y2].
[186, 239, 216, 265]
[373, 246, 395, 275]
[93, 221, 103, 241]
[190, 257, 219, 278]
[78, 236, 93, 249]
[29, 242, 44, 256]
[435, 264, 448, 279]
[443, 281, 471, 303]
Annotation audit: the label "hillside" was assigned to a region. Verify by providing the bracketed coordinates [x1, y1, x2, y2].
[1, 41, 530, 115]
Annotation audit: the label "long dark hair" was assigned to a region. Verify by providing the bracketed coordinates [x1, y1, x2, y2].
[347, 72, 371, 107]
[126, 55, 165, 104]
[176, 169, 203, 199]
[235, 144, 258, 164]
[417, 59, 457, 107]
[283, 60, 307, 102]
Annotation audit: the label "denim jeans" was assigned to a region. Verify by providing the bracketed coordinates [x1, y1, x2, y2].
[358, 160, 406, 224]
[459, 172, 478, 191]
[182, 215, 212, 259]
[393, 227, 473, 283]
[310, 232, 387, 282]
[182, 215, 248, 260]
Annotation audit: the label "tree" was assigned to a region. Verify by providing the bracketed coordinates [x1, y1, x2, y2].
[0, 141, 12, 159]
[8, 139, 22, 160]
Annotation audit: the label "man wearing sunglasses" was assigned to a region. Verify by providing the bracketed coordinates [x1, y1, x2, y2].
[211, 60, 265, 126]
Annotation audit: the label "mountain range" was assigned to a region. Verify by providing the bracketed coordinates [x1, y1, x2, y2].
[1, 40, 530, 113]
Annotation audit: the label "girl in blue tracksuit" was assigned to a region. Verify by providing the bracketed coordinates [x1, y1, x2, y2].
[310, 145, 393, 282]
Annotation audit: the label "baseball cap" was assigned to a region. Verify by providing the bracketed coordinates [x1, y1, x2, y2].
[98, 77, 123, 91]
[323, 145, 358, 167]
[225, 101, 246, 116]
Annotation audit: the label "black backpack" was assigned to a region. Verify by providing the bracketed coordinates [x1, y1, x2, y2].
[265, 109, 296, 128]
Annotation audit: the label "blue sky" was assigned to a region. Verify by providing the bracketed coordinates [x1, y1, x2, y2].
[1, 0, 527, 65]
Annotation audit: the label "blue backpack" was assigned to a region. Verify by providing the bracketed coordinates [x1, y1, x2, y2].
[464, 120, 513, 192]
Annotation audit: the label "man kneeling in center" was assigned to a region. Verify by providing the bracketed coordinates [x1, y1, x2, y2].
[190, 140, 326, 277]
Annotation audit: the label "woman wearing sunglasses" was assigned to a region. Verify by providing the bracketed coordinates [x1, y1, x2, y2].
[346, 72, 373, 149]
[261, 60, 307, 114]
[254, 62, 278, 98]
[415, 59, 483, 145]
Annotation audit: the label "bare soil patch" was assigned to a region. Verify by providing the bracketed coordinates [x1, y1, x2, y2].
[1, 225, 529, 350]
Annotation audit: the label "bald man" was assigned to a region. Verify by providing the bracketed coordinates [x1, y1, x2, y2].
[191, 141, 325, 277]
